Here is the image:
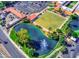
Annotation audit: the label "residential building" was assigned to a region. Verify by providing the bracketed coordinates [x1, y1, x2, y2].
[54, 1, 79, 15]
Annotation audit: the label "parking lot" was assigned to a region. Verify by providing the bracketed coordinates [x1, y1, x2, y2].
[14, 1, 49, 14]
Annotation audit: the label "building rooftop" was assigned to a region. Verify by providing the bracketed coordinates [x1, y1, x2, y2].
[27, 13, 38, 21]
[4, 7, 26, 19]
[14, 1, 49, 14]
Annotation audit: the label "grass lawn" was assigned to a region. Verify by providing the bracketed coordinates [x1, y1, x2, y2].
[35, 11, 65, 32]
[10, 28, 19, 44]
[0, 2, 5, 9]
[61, 17, 72, 35]
[48, 3, 54, 7]
[67, 1, 77, 8]
[10, 28, 32, 57]
[47, 7, 54, 11]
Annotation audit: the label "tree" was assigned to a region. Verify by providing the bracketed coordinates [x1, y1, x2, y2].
[32, 52, 39, 57]
[54, 2, 57, 7]
[56, 29, 63, 35]
[23, 18, 30, 23]
[70, 14, 78, 20]
[17, 29, 30, 45]
[51, 32, 59, 41]
[48, 27, 52, 31]
[58, 8, 62, 13]
[72, 31, 78, 38]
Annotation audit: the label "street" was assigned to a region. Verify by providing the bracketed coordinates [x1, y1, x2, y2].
[0, 44, 11, 58]
[0, 27, 25, 58]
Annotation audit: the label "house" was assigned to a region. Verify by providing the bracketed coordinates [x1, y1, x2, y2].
[4, 7, 26, 19]
[74, 4, 79, 15]
[27, 13, 38, 21]
[54, 1, 79, 15]
[5, 13, 19, 28]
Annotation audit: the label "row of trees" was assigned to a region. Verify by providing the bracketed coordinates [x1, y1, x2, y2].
[48, 29, 64, 41]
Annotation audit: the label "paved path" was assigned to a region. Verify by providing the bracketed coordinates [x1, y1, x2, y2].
[46, 46, 63, 58]
[59, 17, 69, 29]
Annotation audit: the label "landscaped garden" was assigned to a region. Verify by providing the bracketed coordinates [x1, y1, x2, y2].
[35, 11, 66, 32]
[9, 8, 76, 58]
[9, 10, 73, 58]
[10, 23, 57, 58]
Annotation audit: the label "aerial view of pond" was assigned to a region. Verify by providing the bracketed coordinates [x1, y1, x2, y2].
[14, 23, 57, 56]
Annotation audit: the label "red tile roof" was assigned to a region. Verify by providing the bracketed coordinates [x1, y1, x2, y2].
[64, 10, 72, 15]
[27, 13, 37, 21]
[4, 7, 26, 19]
[4, 7, 38, 21]
[74, 10, 79, 15]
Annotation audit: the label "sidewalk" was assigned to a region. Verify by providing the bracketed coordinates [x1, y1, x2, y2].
[46, 46, 63, 58]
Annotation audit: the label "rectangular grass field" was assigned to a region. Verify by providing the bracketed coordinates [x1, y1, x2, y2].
[35, 11, 66, 32]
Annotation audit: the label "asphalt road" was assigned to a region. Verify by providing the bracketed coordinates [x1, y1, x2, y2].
[0, 28, 25, 58]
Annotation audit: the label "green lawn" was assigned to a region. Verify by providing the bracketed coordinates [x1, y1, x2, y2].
[10, 28, 32, 57]
[0, 2, 5, 9]
[47, 7, 54, 11]
[61, 17, 72, 35]
[35, 11, 65, 32]
[10, 28, 19, 43]
[67, 1, 77, 8]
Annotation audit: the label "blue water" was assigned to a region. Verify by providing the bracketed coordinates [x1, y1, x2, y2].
[14, 23, 57, 55]
[69, 20, 79, 31]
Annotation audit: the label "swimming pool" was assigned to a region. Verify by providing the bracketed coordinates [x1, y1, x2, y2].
[14, 23, 57, 56]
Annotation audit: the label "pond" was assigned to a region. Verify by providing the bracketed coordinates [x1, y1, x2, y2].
[69, 20, 79, 31]
[14, 23, 57, 56]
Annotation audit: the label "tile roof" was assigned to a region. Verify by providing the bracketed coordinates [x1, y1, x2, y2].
[4, 7, 26, 19]
[27, 13, 37, 21]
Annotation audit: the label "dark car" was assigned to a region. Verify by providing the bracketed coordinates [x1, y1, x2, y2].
[0, 41, 1, 44]
[4, 41, 8, 44]
[71, 49, 75, 51]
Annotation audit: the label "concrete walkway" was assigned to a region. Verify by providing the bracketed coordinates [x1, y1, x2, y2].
[46, 46, 63, 58]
